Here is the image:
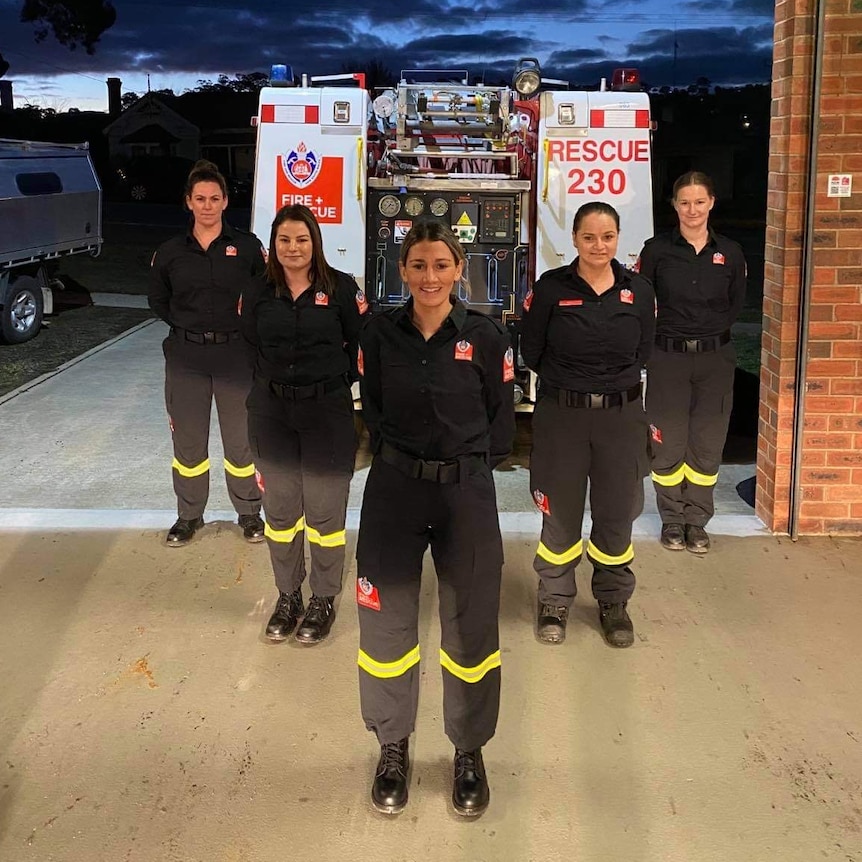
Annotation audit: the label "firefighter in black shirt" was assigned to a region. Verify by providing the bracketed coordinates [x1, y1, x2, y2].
[520, 202, 655, 649]
[241, 205, 368, 645]
[149, 160, 265, 547]
[357, 222, 514, 817]
[637, 171, 747, 554]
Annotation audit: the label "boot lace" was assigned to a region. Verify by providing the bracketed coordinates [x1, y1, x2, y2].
[378, 741, 407, 776]
[454, 749, 482, 778]
[304, 595, 332, 624]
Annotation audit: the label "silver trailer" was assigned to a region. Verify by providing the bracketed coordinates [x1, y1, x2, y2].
[0, 139, 103, 343]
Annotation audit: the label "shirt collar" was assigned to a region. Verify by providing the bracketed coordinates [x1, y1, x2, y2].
[394, 296, 466, 333]
[671, 226, 718, 249]
[185, 219, 235, 246]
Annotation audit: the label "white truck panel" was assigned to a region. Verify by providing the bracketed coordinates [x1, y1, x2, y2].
[536, 90, 653, 276]
[251, 86, 369, 288]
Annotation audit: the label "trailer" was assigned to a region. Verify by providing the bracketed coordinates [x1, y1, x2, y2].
[250, 62, 654, 408]
[0, 139, 103, 344]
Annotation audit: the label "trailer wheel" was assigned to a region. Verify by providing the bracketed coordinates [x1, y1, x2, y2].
[1, 276, 45, 344]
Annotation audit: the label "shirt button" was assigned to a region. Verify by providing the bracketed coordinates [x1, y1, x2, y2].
[421, 359, 427, 365]
[420, 387, 427, 394]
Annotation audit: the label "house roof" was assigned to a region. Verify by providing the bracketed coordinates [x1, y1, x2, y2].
[120, 123, 181, 144]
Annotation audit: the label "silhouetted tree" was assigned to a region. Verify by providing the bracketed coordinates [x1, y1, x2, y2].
[19, 0, 116, 54]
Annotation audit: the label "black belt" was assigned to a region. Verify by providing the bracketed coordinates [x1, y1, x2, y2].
[174, 328, 240, 345]
[261, 375, 347, 400]
[380, 442, 481, 484]
[542, 383, 641, 409]
[655, 331, 731, 353]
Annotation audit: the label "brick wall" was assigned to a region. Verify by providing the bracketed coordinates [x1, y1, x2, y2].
[758, 0, 862, 534]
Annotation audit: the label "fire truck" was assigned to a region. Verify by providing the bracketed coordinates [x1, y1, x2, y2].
[250, 60, 654, 409]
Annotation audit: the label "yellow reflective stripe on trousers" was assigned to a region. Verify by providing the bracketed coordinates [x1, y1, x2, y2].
[223, 458, 255, 478]
[306, 525, 347, 548]
[358, 646, 420, 679]
[651, 464, 685, 487]
[684, 464, 719, 486]
[264, 515, 305, 543]
[536, 539, 584, 566]
[587, 540, 634, 566]
[172, 457, 210, 478]
[439, 649, 501, 684]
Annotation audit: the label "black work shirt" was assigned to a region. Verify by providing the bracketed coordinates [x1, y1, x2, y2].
[359, 298, 515, 468]
[240, 270, 369, 386]
[637, 228, 746, 339]
[520, 258, 655, 393]
[148, 222, 266, 332]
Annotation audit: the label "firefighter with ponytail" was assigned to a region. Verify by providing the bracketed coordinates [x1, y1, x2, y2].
[637, 171, 746, 554]
[149, 159, 265, 547]
[520, 201, 655, 648]
[356, 222, 514, 817]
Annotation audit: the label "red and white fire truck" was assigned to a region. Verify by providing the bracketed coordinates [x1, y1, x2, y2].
[250, 60, 654, 408]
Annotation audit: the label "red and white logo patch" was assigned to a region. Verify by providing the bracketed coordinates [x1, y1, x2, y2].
[314, 291, 329, 306]
[650, 424, 663, 445]
[620, 288, 634, 305]
[454, 340, 474, 361]
[255, 469, 265, 494]
[357, 345, 364, 377]
[503, 347, 515, 382]
[355, 289, 369, 314]
[356, 577, 381, 611]
[532, 489, 551, 515]
[713, 252, 726, 265]
[523, 289, 534, 312]
[559, 299, 583, 307]
[225, 245, 238, 257]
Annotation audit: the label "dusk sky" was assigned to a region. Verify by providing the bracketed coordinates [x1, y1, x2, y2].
[1, 0, 775, 111]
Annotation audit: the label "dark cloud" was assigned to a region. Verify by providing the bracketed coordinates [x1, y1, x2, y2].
[0, 0, 774, 98]
[683, 0, 775, 14]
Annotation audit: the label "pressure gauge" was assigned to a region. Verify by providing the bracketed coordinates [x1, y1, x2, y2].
[404, 196, 424, 216]
[429, 197, 448, 217]
[378, 195, 401, 217]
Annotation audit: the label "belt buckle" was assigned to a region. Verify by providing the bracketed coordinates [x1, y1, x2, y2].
[588, 393, 605, 409]
[684, 339, 699, 353]
[418, 459, 442, 481]
[202, 331, 216, 344]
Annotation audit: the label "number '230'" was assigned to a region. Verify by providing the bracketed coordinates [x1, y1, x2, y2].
[568, 168, 626, 195]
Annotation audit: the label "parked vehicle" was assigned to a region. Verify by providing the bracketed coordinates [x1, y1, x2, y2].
[112, 155, 195, 202]
[251, 61, 654, 410]
[0, 139, 103, 344]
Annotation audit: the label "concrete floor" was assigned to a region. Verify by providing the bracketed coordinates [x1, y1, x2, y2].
[1, 320, 861, 862]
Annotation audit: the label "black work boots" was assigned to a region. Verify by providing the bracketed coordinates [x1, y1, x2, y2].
[371, 738, 410, 815]
[265, 589, 304, 641]
[370, 739, 490, 817]
[452, 748, 490, 816]
[165, 516, 203, 547]
[295, 595, 336, 644]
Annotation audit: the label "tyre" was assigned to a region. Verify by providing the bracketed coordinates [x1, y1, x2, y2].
[130, 183, 148, 201]
[1, 275, 45, 344]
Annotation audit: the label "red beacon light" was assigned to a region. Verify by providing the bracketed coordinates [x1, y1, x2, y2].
[611, 68, 641, 92]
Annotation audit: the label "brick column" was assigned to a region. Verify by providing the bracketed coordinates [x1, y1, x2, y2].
[758, 0, 862, 534]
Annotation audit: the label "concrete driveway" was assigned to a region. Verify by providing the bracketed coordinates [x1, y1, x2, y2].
[1, 320, 859, 862]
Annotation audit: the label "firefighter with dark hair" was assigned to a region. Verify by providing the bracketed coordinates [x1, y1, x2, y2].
[149, 159, 265, 547]
[356, 221, 514, 817]
[637, 171, 747, 554]
[520, 201, 655, 649]
[241, 204, 368, 644]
